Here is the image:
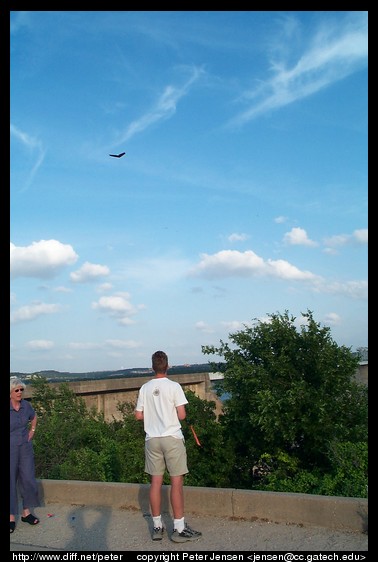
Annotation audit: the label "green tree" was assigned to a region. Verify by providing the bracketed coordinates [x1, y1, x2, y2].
[182, 390, 234, 488]
[31, 377, 118, 480]
[202, 310, 368, 496]
[113, 392, 233, 488]
[112, 401, 149, 484]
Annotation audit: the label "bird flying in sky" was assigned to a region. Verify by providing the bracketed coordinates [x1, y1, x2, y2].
[109, 152, 126, 158]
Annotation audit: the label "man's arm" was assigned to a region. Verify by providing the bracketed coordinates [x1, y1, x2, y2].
[134, 409, 144, 421]
[176, 404, 186, 420]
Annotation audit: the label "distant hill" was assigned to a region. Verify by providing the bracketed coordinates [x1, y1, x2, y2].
[10, 363, 214, 384]
[11, 349, 367, 385]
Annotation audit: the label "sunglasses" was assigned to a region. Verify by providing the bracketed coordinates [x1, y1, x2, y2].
[14, 388, 24, 393]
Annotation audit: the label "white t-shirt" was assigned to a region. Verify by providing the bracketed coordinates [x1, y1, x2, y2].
[135, 377, 188, 440]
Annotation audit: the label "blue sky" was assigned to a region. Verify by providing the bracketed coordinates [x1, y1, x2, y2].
[10, 11, 368, 373]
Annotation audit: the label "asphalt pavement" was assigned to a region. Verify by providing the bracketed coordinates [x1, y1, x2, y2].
[10, 502, 368, 553]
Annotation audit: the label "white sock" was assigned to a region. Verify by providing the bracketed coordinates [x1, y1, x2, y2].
[174, 517, 185, 533]
[153, 515, 162, 528]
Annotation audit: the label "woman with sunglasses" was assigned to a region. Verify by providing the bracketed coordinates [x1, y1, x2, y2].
[10, 378, 40, 533]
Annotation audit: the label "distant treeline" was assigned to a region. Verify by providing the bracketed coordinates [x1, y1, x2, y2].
[10, 363, 213, 384]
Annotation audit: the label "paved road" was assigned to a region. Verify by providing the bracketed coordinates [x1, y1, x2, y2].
[10, 503, 368, 553]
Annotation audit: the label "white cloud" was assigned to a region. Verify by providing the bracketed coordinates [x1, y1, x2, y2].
[26, 340, 55, 350]
[274, 216, 288, 224]
[266, 258, 318, 280]
[312, 279, 367, 300]
[195, 321, 214, 334]
[10, 240, 78, 279]
[324, 228, 368, 249]
[323, 312, 341, 326]
[92, 292, 142, 325]
[228, 232, 249, 242]
[283, 227, 318, 247]
[323, 234, 349, 249]
[70, 261, 110, 283]
[97, 283, 113, 292]
[68, 339, 141, 350]
[105, 339, 141, 349]
[53, 286, 72, 293]
[118, 317, 137, 326]
[353, 228, 368, 244]
[11, 302, 62, 324]
[68, 342, 102, 350]
[220, 320, 249, 332]
[189, 249, 318, 281]
[323, 228, 368, 253]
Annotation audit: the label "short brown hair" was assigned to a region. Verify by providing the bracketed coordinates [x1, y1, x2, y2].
[152, 350, 168, 374]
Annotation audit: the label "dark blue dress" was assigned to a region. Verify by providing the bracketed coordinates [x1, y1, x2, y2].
[10, 399, 40, 515]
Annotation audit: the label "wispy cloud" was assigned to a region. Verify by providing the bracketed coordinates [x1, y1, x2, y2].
[323, 228, 368, 253]
[10, 11, 31, 34]
[195, 321, 215, 334]
[312, 279, 367, 300]
[26, 339, 55, 350]
[274, 215, 288, 224]
[11, 302, 62, 324]
[10, 124, 46, 192]
[105, 339, 141, 349]
[68, 339, 141, 350]
[228, 232, 249, 243]
[114, 65, 204, 145]
[229, 13, 368, 127]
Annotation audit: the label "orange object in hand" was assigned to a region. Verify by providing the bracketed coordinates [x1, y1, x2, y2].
[190, 425, 202, 446]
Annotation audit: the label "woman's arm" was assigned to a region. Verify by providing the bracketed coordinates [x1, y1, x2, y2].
[29, 413, 37, 439]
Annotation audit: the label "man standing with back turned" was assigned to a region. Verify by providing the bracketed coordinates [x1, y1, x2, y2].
[134, 350, 202, 543]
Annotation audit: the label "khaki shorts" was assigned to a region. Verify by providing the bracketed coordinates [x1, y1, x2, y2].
[145, 436, 189, 476]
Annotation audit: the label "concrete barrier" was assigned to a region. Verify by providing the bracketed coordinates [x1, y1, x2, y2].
[37, 479, 368, 533]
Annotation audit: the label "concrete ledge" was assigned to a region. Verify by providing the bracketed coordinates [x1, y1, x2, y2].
[37, 479, 368, 533]
[232, 489, 368, 532]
